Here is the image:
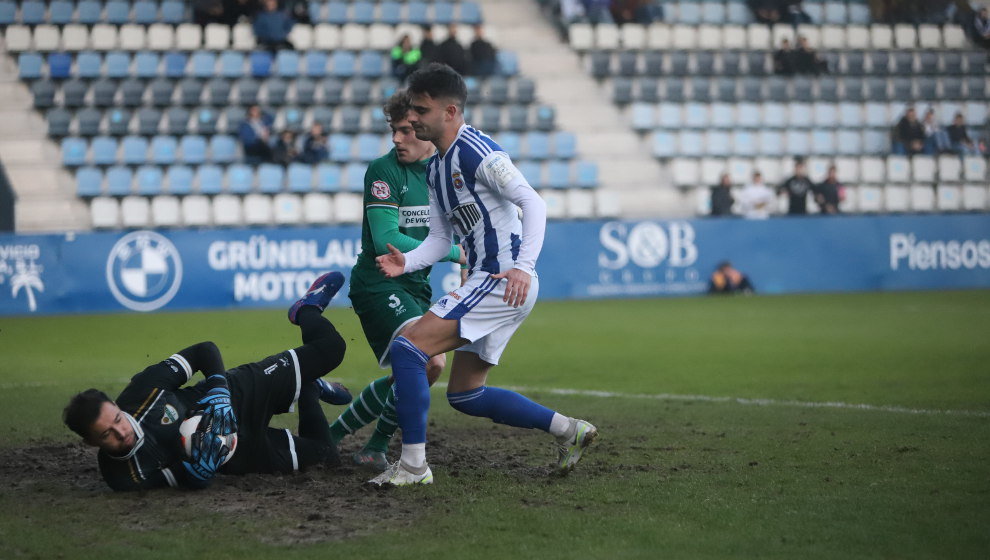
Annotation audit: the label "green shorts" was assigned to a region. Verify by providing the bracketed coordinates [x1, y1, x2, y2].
[349, 287, 432, 368]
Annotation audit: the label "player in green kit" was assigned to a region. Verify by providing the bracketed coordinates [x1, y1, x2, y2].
[327, 91, 464, 470]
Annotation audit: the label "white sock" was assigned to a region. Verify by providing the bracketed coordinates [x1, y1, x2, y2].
[549, 413, 572, 438]
[400, 442, 427, 470]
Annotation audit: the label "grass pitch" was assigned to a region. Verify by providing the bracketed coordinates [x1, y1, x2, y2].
[1, 290, 988, 559]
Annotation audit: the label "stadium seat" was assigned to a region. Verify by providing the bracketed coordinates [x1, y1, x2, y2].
[272, 193, 303, 225]
[77, 166, 103, 197]
[107, 109, 132, 137]
[180, 195, 211, 226]
[17, 52, 43, 80]
[62, 137, 88, 167]
[150, 136, 178, 165]
[121, 136, 149, 165]
[61, 80, 88, 110]
[243, 193, 273, 225]
[196, 164, 224, 195]
[31, 79, 55, 109]
[256, 164, 284, 194]
[963, 157, 987, 182]
[164, 52, 188, 78]
[884, 185, 910, 212]
[212, 194, 243, 226]
[341, 163, 366, 193]
[176, 24, 203, 51]
[166, 165, 194, 196]
[961, 185, 988, 210]
[165, 107, 190, 136]
[106, 165, 134, 196]
[90, 24, 119, 51]
[136, 166, 164, 196]
[149, 195, 181, 228]
[0, 1, 17, 25]
[148, 24, 175, 50]
[301, 192, 332, 223]
[936, 185, 961, 211]
[90, 197, 120, 228]
[135, 108, 163, 136]
[223, 164, 251, 194]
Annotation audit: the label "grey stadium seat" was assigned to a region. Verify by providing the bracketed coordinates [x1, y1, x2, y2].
[348, 78, 373, 104]
[120, 78, 146, 108]
[589, 51, 611, 79]
[136, 107, 164, 136]
[514, 77, 536, 104]
[817, 77, 839, 102]
[612, 77, 633, 105]
[107, 108, 132, 136]
[222, 106, 245, 134]
[668, 52, 690, 76]
[842, 77, 866, 102]
[486, 76, 510, 104]
[311, 106, 333, 130]
[294, 78, 316, 105]
[32, 79, 55, 109]
[265, 80, 288, 106]
[92, 78, 119, 108]
[616, 51, 638, 77]
[236, 78, 261, 106]
[695, 51, 716, 75]
[194, 106, 220, 135]
[721, 51, 743, 76]
[206, 79, 232, 107]
[62, 78, 89, 109]
[338, 105, 363, 134]
[47, 108, 72, 137]
[149, 78, 175, 107]
[320, 78, 344, 105]
[966, 77, 986, 99]
[165, 107, 190, 136]
[689, 77, 712, 102]
[638, 78, 659, 103]
[642, 51, 664, 76]
[178, 79, 203, 106]
[76, 107, 103, 136]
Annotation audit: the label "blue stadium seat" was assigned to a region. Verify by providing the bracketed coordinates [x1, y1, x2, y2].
[516, 161, 543, 189]
[105, 51, 131, 80]
[107, 109, 131, 136]
[497, 52, 519, 76]
[701, 2, 726, 24]
[226, 164, 253, 194]
[20, 1, 45, 25]
[134, 51, 161, 79]
[524, 132, 551, 160]
[352, 1, 375, 25]
[811, 130, 836, 155]
[304, 51, 328, 77]
[209, 135, 238, 164]
[76, 1, 102, 24]
[630, 103, 656, 133]
[257, 163, 285, 194]
[166, 165, 194, 195]
[329, 134, 353, 163]
[122, 136, 149, 165]
[497, 132, 521, 159]
[105, 1, 131, 25]
[707, 131, 732, 157]
[250, 51, 273, 78]
[62, 137, 88, 167]
[356, 133, 382, 162]
[406, 2, 429, 25]
[433, 2, 455, 24]
[848, 3, 871, 24]
[74, 51, 101, 79]
[459, 2, 482, 25]
[0, 2, 15, 26]
[275, 50, 300, 78]
[546, 160, 570, 189]
[150, 135, 178, 165]
[677, 2, 702, 25]
[18, 53, 43, 80]
[76, 167, 103, 197]
[357, 51, 384, 78]
[197, 164, 224, 195]
[219, 51, 245, 78]
[48, 53, 73, 80]
[315, 163, 342, 192]
[287, 163, 313, 192]
[190, 51, 217, 79]
[133, 1, 159, 25]
[136, 165, 164, 196]
[575, 161, 598, 189]
[180, 135, 208, 165]
[161, 1, 185, 24]
[341, 163, 365, 192]
[379, 2, 401, 25]
[823, 2, 848, 24]
[732, 130, 757, 157]
[653, 131, 676, 158]
[106, 165, 134, 196]
[326, 2, 348, 25]
[49, 1, 75, 25]
[757, 130, 784, 156]
[164, 52, 188, 78]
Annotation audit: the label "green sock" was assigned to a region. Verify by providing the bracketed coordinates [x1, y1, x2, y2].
[329, 375, 391, 443]
[363, 389, 398, 454]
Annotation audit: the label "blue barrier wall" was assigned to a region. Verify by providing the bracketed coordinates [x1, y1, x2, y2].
[1, 214, 988, 316]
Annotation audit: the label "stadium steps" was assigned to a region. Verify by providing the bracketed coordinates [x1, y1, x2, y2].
[0, 51, 87, 232]
[479, 0, 691, 218]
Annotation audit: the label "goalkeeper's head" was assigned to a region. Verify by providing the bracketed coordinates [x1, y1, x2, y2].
[63, 389, 137, 455]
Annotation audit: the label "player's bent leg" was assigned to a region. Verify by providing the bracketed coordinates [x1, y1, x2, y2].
[329, 375, 392, 443]
[446, 351, 554, 430]
[293, 307, 347, 384]
[297, 381, 341, 466]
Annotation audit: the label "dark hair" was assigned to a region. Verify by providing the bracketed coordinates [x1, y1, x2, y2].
[383, 90, 412, 124]
[406, 62, 468, 110]
[63, 389, 112, 439]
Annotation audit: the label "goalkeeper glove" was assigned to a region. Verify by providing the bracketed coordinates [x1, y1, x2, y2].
[182, 431, 227, 483]
[197, 374, 238, 436]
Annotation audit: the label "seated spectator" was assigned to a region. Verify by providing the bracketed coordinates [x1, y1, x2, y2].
[558, 0, 588, 25]
[420, 25, 438, 65]
[748, 0, 783, 24]
[301, 123, 329, 163]
[947, 112, 981, 156]
[778, 157, 813, 215]
[193, 0, 225, 26]
[391, 34, 423, 81]
[736, 171, 776, 219]
[272, 130, 300, 166]
[469, 25, 498, 77]
[610, 0, 664, 24]
[922, 108, 951, 154]
[708, 261, 755, 295]
[437, 24, 469, 76]
[793, 35, 828, 74]
[283, 0, 311, 25]
[969, 5, 990, 48]
[813, 165, 845, 215]
[253, 0, 295, 51]
[223, 0, 258, 26]
[893, 106, 926, 156]
[710, 173, 735, 217]
[773, 38, 796, 76]
[239, 104, 274, 164]
[583, 0, 616, 24]
[780, 0, 812, 24]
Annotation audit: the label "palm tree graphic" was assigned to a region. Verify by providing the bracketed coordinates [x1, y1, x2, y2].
[11, 260, 44, 312]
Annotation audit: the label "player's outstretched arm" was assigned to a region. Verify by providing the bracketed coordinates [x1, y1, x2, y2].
[177, 341, 226, 380]
[376, 243, 406, 278]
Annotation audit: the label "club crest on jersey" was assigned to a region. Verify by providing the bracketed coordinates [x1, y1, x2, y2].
[371, 181, 391, 200]
[161, 404, 178, 425]
[452, 172, 464, 190]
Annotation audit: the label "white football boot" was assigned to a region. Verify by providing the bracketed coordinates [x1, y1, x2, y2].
[555, 418, 598, 474]
[368, 461, 434, 487]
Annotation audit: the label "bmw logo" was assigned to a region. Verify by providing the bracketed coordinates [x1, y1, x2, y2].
[106, 231, 183, 312]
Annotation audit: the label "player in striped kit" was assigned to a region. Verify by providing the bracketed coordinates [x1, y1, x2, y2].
[370, 63, 598, 487]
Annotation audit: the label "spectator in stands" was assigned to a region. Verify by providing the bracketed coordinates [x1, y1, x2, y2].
[239, 105, 274, 164]
[194, 0, 226, 26]
[273, 130, 301, 166]
[778, 157, 813, 215]
[469, 25, 498, 77]
[283, 0, 311, 25]
[253, 0, 295, 51]
[813, 165, 845, 215]
[968, 5, 990, 48]
[736, 171, 776, 220]
[947, 112, 981, 156]
[610, 0, 664, 24]
[773, 38, 797, 76]
[391, 35, 423, 82]
[583, 0, 616, 24]
[301, 123, 330, 164]
[749, 0, 810, 24]
[437, 24, 470, 76]
[793, 35, 829, 75]
[224, 0, 258, 26]
[708, 261, 755, 295]
[710, 173, 736, 217]
[558, 0, 588, 25]
[922, 108, 951, 154]
[892, 106, 926, 156]
[781, 0, 812, 24]
[420, 25, 438, 65]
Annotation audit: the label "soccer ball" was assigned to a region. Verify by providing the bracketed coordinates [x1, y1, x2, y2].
[179, 414, 237, 466]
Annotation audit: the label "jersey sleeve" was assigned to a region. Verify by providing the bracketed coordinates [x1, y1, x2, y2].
[402, 190, 458, 274]
[98, 453, 182, 492]
[367, 207, 461, 261]
[363, 158, 402, 210]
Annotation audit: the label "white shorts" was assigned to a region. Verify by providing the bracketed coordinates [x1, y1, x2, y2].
[428, 270, 540, 365]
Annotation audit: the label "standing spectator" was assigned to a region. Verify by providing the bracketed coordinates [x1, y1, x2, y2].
[778, 157, 813, 215]
[391, 34, 423, 82]
[469, 25, 498, 77]
[893, 106, 926, 155]
[583, 0, 616, 23]
[419, 25, 438, 65]
[437, 24, 469, 76]
[558, 0, 588, 25]
[947, 112, 981, 156]
[793, 35, 828, 74]
[736, 171, 776, 219]
[223, 0, 258, 26]
[301, 123, 329, 163]
[239, 105, 274, 164]
[193, 0, 225, 26]
[710, 173, 735, 216]
[813, 165, 845, 215]
[781, 0, 812, 24]
[922, 108, 950, 154]
[283, 0, 311, 25]
[967, 5, 990, 48]
[273, 130, 300, 166]
[610, 0, 664, 24]
[773, 38, 797, 75]
[253, 0, 295, 51]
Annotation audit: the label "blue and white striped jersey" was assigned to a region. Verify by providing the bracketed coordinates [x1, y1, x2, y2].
[419, 124, 543, 275]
